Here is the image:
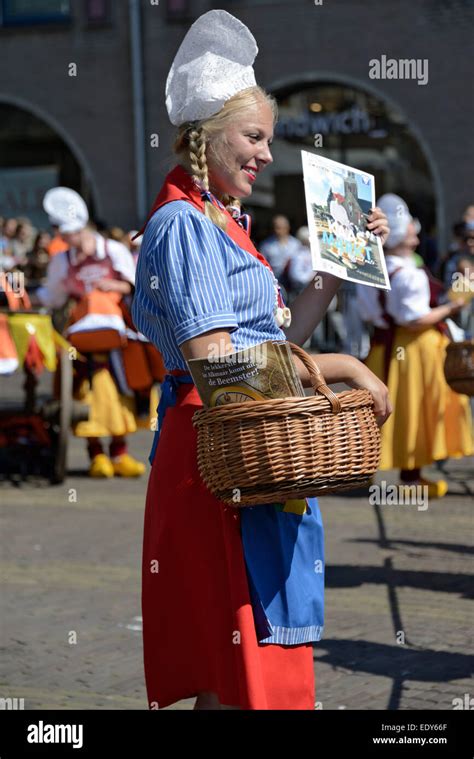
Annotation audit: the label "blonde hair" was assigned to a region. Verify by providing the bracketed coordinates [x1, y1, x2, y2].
[173, 86, 278, 232]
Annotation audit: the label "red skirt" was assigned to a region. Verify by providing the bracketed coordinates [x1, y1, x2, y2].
[142, 382, 316, 710]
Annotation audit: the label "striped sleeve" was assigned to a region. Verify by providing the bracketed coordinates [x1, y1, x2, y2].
[148, 208, 238, 346]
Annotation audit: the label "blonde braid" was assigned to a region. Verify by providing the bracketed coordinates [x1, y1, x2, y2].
[188, 127, 208, 188]
[187, 126, 230, 232]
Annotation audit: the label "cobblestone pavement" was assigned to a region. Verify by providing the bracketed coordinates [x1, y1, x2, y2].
[1, 417, 472, 710]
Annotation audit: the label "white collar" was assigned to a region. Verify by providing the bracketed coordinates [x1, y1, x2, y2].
[386, 254, 418, 271]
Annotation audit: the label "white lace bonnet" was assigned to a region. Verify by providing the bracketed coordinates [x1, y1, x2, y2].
[165, 9, 259, 127]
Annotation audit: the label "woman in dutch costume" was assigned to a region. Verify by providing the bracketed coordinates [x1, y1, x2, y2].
[37, 187, 156, 478]
[132, 10, 391, 710]
[357, 194, 473, 497]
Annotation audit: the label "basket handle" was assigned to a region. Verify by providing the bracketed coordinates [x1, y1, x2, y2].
[288, 341, 342, 413]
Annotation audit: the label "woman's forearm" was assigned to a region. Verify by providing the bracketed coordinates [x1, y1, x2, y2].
[95, 278, 132, 294]
[111, 280, 132, 294]
[293, 352, 360, 388]
[282, 273, 342, 345]
[404, 302, 456, 330]
[292, 351, 392, 424]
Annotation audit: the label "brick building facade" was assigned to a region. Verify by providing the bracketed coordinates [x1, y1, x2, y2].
[0, 0, 472, 252]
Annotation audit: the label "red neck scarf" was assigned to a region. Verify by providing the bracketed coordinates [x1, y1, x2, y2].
[138, 164, 274, 273]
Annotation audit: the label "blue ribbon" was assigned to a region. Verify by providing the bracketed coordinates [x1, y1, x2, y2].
[148, 373, 194, 465]
[200, 188, 227, 210]
[201, 190, 251, 233]
[227, 205, 251, 234]
[200, 189, 215, 205]
[232, 211, 251, 233]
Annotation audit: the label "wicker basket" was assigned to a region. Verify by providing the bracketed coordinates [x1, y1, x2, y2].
[192, 342, 381, 506]
[444, 339, 474, 396]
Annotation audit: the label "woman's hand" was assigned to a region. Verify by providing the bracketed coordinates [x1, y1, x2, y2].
[447, 297, 467, 315]
[367, 206, 390, 246]
[344, 358, 392, 426]
[95, 278, 131, 294]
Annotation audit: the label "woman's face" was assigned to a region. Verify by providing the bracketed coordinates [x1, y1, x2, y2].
[62, 228, 96, 256]
[37, 233, 51, 249]
[61, 230, 82, 248]
[206, 101, 274, 199]
[403, 221, 420, 251]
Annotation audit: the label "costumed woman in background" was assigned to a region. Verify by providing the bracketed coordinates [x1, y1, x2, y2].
[37, 187, 152, 478]
[132, 10, 391, 711]
[357, 193, 473, 498]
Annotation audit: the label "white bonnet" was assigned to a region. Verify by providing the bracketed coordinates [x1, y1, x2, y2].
[43, 187, 89, 233]
[377, 193, 414, 249]
[165, 9, 258, 126]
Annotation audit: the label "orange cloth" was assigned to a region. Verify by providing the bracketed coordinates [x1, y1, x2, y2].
[0, 314, 19, 373]
[48, 235, 68, 257]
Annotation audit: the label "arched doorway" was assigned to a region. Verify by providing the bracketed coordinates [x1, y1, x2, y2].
[250, 76, 442, 267]
[0, 100, 99, 230]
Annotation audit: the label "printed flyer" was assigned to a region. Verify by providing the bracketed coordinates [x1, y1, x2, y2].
[301, 149, 390, 289]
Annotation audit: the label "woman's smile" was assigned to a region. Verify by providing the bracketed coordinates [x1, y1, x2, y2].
[240, 164, 258, 183]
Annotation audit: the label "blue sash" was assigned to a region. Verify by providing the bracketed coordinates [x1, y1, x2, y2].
[148, 373, 194, 465]
[240, 499, 325, 644]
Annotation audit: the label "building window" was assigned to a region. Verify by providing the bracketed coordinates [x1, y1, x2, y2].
[0, 0, 71, 26]
[257, 81, 437, 247]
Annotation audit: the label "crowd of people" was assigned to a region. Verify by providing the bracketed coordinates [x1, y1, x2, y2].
[0, 191, 160, 479]
[250, 205, 474, 354]
[1, 200, 473, 359]
[0, 214, 143, 282]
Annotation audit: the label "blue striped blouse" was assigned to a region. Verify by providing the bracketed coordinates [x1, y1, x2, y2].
[132, 200, 286, 369]
[132, 199, 325, 646]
